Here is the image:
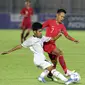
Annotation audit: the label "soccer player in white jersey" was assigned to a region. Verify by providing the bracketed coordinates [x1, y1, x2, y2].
[1, 22, 74, 85]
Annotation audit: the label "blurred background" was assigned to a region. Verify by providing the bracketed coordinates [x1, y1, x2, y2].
[0, 0, 85, 30]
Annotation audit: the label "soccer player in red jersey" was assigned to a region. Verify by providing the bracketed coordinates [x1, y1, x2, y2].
[20, 0, 33, 43]
[42, 9, 79, 76]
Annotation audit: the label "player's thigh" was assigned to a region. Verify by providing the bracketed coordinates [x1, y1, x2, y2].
[57, 48, 63, 55]
[51, 47, 62, 55]
[48, 53, 57, 60]
[48, 53, 58, 66]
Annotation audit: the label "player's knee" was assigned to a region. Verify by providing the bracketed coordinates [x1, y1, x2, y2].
[58, 50, 63, 55]
[21, 30, 25, 35]
[47, 66, 54, 71]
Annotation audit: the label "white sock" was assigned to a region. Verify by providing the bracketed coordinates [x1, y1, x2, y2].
[40, 70, 49, 78]
[51, 69, 68, 82]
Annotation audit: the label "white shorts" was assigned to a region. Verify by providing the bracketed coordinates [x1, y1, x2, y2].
[33, 53, 53, 69]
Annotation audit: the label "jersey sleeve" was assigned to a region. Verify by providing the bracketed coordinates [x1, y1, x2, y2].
[21, 38, 33, 48]
[20, 8, 25, 15]
[61, 24, 68, 36]
[42, 20, 50, 29]
[41, 36, 51, 42]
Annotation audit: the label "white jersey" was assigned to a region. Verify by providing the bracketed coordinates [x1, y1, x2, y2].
[21, 36, 51, 65]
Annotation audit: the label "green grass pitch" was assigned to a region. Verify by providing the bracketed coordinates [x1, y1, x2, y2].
[0, 29, 85, 85]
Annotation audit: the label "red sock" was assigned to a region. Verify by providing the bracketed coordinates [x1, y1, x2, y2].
[58, 55, 67, 73]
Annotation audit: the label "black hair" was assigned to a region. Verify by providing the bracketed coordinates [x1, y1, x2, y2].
[57, 9, 66, 14]
[32, 22, 42, 31]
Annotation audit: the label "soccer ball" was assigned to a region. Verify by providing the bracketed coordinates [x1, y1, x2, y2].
[70, 72, 81, 82]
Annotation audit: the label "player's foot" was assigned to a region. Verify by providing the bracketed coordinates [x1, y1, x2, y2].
[65, 70, 75, 76]
[47, 75, 58, 81]
[38, 76, 46, 83]
[65, 78, 74, 85]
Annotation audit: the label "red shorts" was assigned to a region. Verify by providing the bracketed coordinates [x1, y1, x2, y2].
[43, 40, 56, 53]
[21, 20, 32, 29]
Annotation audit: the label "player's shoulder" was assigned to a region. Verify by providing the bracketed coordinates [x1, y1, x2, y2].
[29, 36, 39, 42]
[26, 36, 34, 41]
[24, 36, 37, 44]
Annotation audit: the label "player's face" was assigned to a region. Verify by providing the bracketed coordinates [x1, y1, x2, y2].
[35, 29, 42, 38]
[25, 1, 30, 7]
[56, 12, 65, 23]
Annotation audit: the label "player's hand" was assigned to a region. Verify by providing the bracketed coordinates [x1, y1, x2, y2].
[1, 51, 9, 55]
[74, 40, 79, 44]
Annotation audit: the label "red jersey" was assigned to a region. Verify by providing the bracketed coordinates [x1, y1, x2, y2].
[42, 19, 68, 53]
[20, 7, 33, 22]
[42, 19, 68, 37]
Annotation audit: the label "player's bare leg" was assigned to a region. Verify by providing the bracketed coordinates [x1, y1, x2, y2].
[47, 53, 57, 80]
[48, 53, 58, 68]
[24, 29, 30, 41]
[21, 29, 25, 43]
[51, 47, 75, 76]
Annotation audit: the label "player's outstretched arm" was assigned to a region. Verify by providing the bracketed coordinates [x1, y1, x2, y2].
[65, 35, 79, 43]
[50, 33, 62, 41]
[53, 33, 62, 41]
[1, 44, 22, 55]
[61, 25, 79, 43]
